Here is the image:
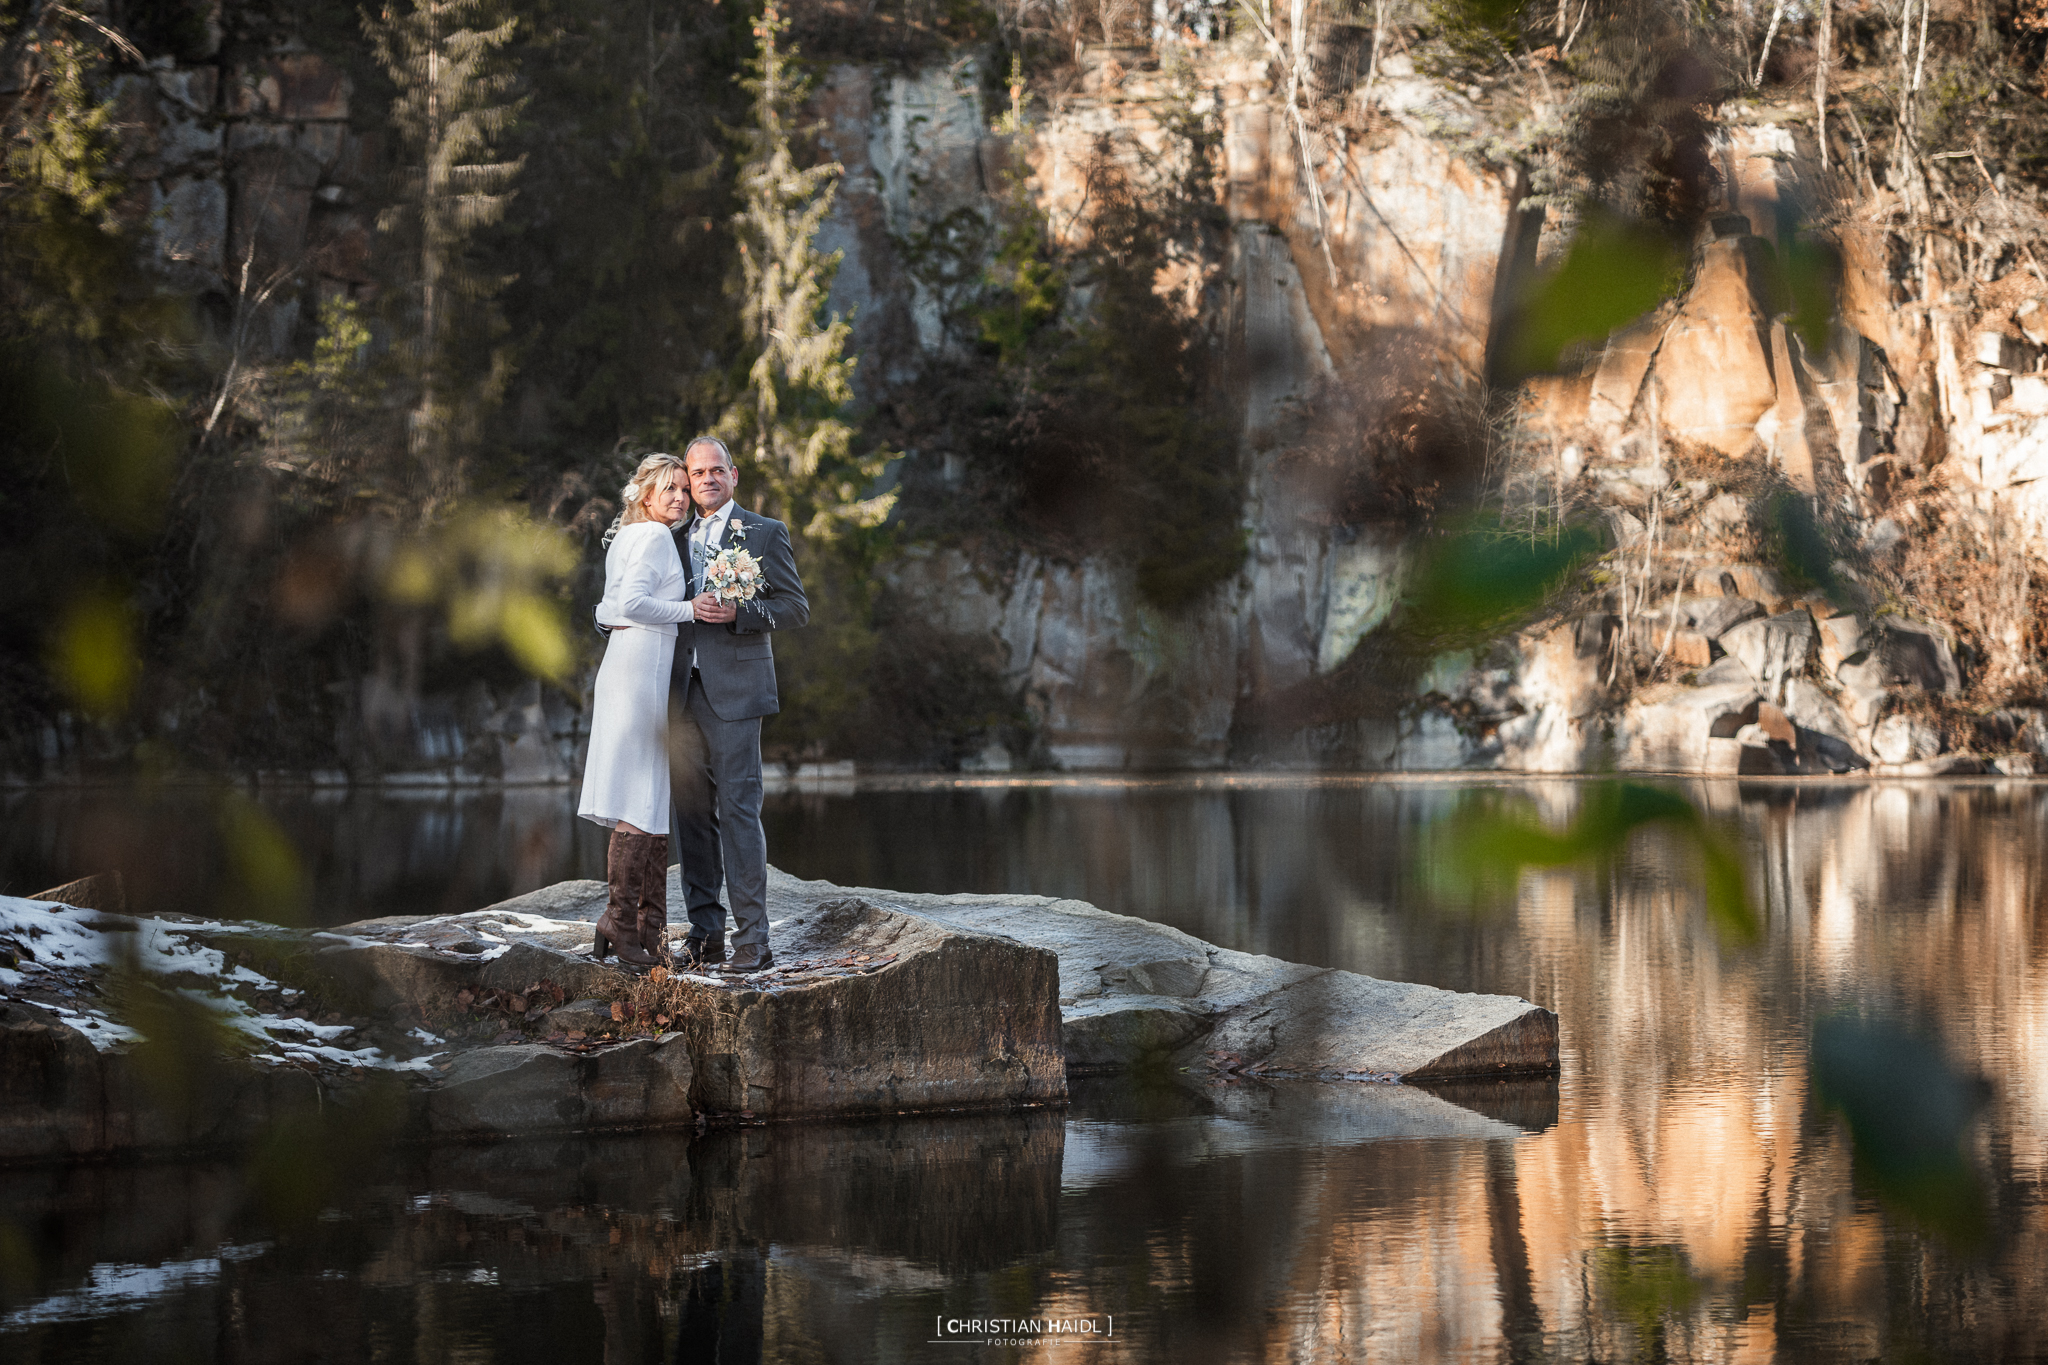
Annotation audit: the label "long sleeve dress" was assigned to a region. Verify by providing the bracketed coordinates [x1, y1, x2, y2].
[577, 521, 689, 833]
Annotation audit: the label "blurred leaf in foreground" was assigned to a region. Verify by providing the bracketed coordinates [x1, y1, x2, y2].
[0, 1218, 35, 1307]
[1507, 210, 1684, 378]
[1431, 781, 1759, 944]
[115, 972, 247, 1126]
[1757, 488, 1841, 598]
[245, 1079, 408, 1226]
[1811, 1015, 1992, 1248]
[1399, 516, 1606, 652]
[49, 586, 137, 716]
[1595, 1244, 1701, 1347]
[379, 505, 581, 682]
[1781, 235, 1841, 356]
[217, 789, 308, 926]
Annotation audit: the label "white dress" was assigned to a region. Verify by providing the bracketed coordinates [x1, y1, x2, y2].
[578, 521, 689, 833]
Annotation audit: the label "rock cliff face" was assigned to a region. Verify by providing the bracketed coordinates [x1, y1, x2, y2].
[824, 49, 2048, 774]
[833, 50, 1523, 769]
[96, 30, 2047, 775]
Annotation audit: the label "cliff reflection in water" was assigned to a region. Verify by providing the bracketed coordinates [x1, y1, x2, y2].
[778, 777, 2048, 1360]
[2, 779, 2046, 1361]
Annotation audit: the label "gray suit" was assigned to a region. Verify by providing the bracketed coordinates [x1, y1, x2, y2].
[667, 505, 808, 948]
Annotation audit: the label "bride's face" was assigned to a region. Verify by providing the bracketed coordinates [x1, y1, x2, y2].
[645, 473, 689, 525]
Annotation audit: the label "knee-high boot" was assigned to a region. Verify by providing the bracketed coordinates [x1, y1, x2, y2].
[595, 829, 660, 967]
[634, 833, 672, 966]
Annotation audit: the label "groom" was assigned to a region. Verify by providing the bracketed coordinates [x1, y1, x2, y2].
[668, 436, 808, 972]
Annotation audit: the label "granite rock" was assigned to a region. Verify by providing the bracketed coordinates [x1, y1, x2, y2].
[765, 870, 1560, 1080]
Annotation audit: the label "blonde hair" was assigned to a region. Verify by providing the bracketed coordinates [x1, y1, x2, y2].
[602, 453, 686, 546]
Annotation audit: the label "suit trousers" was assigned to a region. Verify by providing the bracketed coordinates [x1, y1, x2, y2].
[668, 670, 769, 947]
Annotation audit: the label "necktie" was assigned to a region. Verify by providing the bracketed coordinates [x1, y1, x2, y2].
[691, 526, 709, 595]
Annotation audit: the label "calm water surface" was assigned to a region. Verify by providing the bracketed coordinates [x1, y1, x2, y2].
[3, 777, 2047, 1362]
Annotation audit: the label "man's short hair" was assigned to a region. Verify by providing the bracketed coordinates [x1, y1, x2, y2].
[684, 436, 734, 470]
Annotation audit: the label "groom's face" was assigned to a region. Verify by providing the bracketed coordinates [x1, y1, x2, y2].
[686, 444, 737, 515]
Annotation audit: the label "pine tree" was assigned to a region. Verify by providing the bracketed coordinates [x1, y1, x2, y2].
[717, 2, 887, 542]
[365, 0, 525, 516]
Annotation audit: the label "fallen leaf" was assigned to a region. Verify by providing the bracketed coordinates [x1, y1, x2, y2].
[855, 954, 872, 962]
[455, 989, 475, 1007]
[566, 1029, 587, 1040]
[655, 1014, 670, 1026]
[610, 1001, 625, 1022]
[508, 995, 527, 1013]
[649, 965, 670, 985]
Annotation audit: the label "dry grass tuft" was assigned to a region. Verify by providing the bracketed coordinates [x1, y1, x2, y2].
[601, 965, 697, 1038]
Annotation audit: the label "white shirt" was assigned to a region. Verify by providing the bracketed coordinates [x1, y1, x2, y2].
[686, 498, 739, 597]
[680, 498, 739, 667]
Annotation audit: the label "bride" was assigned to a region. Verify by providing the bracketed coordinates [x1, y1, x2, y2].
[578, 453, 691, 967]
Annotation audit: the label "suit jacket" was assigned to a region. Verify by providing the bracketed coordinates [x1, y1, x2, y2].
[672, 504, 809, 721]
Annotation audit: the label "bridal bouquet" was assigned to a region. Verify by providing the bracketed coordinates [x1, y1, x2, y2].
[704, 545, 764, 605]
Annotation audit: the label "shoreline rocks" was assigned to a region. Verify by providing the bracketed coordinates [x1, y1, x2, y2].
[1, 869, 1558, 1163]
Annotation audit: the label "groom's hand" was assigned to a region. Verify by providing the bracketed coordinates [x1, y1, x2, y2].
[693, 593, 737, 623]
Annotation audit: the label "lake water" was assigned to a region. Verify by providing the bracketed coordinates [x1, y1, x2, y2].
[4, 776, 2047, 1362]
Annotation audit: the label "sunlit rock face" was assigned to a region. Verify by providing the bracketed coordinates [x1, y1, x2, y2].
[1650, 234, 1782, 456]
[820, 52, 2048, 776]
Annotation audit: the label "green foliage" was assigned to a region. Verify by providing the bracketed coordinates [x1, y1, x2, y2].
[716, 2, 890, 543]
[976, 214, 1064, 366]
[1399, 515, 1607, 650]
[1426, 0, 1525, 69]
[1430, 781, 1760, 945]
[215, 789, 311, 924]
[380, 506, 582, 683]
[1811, 1016, 1991, 1247]
[1506, 209, 1683, 377]
[970, 132, 1243, 613]
[471, 0, 746, 505]
[1595, 1246, 1703, 1347]
[49, 587, 138, 718]
[760, 539, 878, 760]
[365, 0, 528, 513]
[305, 295, 376, 390]
[1781, 235, 1840, 355]
[4, 32, 122, 227]
[1755, 487, 1842, 598]
[0, 339, 182, 742]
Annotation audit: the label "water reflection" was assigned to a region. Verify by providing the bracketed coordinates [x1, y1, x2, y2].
[0, 786, 610, 924]
[3, 778, 2047, 1360]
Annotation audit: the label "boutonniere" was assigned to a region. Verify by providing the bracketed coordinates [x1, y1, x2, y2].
[726, 516, 748, 545]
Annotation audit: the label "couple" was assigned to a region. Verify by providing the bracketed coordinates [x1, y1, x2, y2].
[575, 437, 807, 974]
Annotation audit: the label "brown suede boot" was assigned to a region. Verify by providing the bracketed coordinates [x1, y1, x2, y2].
[634, 833, 672, 967]
[594, 828, 660, 967]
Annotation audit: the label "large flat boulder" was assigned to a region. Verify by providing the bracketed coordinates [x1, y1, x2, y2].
[2, 865, 1559, 1162]
[321, 889, 1068, 1122]
[765, 870, 1560, 1081]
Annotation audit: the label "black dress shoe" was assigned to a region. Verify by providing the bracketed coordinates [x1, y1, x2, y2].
[684, 935, 726, 967]
[724, 943, 773, 973]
